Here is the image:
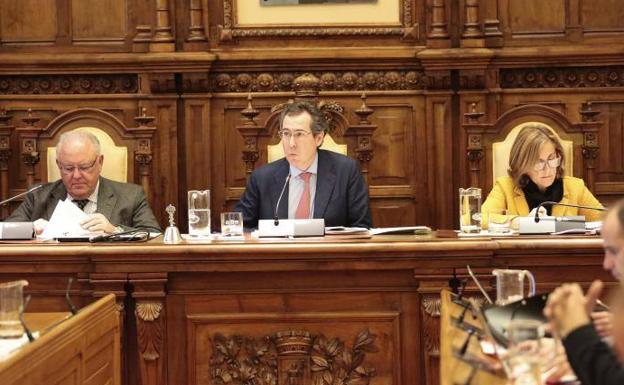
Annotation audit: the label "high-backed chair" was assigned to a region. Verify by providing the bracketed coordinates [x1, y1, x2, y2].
[267, 133, 347, 163]
[492, 122, 573, 181]
[47, 126, 128, 182]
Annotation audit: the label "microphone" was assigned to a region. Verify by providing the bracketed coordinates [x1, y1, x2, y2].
[273, 174, 291, 226]
[534, 201, 607, 223]
[0, 184, 43, 206]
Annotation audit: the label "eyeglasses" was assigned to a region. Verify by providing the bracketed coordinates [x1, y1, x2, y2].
[533, 155, 561, 171]
[278, 130, 313, 141]
[58, 156, 99, 175]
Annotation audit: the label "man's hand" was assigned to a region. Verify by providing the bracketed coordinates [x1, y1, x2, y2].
[33, 218, 48, 235]
[80, 213, 117, 234]
[544, 282, 594, 338]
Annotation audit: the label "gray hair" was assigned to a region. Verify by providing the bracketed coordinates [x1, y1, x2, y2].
[56, 129, 101, 157]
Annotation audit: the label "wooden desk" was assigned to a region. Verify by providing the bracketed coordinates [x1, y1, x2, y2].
[0, 294, 120, 385]
[0, 234, 611, 385]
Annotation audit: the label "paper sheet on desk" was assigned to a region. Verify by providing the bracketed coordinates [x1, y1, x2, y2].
[39, 199, 100, 239]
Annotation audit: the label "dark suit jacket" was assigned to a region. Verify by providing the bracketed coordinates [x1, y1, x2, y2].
[235, 149, 372, 229]
[6, 177, 162, 233]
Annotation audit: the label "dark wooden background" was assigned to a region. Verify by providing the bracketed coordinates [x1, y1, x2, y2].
[0, 0, 623, 231]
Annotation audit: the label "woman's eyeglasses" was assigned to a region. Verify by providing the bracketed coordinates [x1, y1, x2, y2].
[533, 156, 561, 171]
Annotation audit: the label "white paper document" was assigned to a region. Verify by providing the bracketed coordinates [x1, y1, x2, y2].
[39, 199, 100, 239]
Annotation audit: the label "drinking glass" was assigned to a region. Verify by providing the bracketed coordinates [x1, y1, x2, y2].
[188, 190, 211, 238]
[493, 269, 536, 306]
[506, 320, 544, 385]
[0, 280, 28, 338]
[220, 212, 243, 237]
[486, 208, 512, 234]
[459, 187, 481, 233]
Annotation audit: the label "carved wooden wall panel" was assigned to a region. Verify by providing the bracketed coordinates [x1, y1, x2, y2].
[581, 0, 624, 32]
[0, 0, 57, 44]
[71, 0, 127, 43]
[507, 0, 565, 36]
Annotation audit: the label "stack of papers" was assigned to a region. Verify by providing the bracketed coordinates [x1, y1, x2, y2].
[39, 199, 101, 240]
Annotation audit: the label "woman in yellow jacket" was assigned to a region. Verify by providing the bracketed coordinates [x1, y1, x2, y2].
[482, 124, 603, 221]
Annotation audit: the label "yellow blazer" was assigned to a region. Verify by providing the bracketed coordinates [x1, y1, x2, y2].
[482, 176, 604, 222]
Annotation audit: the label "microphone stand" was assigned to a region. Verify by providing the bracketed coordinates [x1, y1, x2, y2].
[534, 201, 607, 223]
[273, 175, 290, 226]
[0, 184, 43, 207]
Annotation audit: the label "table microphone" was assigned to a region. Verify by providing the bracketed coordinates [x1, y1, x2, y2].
[534, 201, 607, 223]
[273, 174, 290, 226]
[0, 184, 43, 207]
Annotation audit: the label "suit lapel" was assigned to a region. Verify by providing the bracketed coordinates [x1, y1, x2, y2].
[271, 161, 290, 219]
[96, 178, 117, 219]
[47, 182, 67, 219]
[314, 151, 336, 218]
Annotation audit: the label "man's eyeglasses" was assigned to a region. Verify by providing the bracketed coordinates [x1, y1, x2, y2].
[278, 130, 313, 140]
[533, 155, 561, 171]
[58, 156, 99, 175]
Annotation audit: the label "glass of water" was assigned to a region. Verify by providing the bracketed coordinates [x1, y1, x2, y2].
[188, 190, 211, 238]
[505, 320, 546, 385]
[220, 212, 244, 237]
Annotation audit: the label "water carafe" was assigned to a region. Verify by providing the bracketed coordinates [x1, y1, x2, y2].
[459, 187, 481, 233]
[493, 269, 536, 305]
[0, 280, 28, 338]
[188, 189, 211, 238]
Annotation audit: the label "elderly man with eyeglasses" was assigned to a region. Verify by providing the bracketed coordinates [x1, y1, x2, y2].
[7, 129, 161, 235]
[235, 101, 372, 230]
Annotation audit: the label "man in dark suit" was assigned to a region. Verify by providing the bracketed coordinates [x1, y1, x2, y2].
[7, 129, 161, 234]
[235, 101, 372, 229]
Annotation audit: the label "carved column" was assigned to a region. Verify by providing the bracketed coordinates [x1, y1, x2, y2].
[133, 25, 152, 52]
[464, 103, 486, 188]
[16, 109, 42, 188]
[90, 273, 129, 385]
[187, 0, 207, 42]
[461, 0, 484, 46]
[579, 102, 602, 192]
[482, 0, 502, 47]
[347, 94, 377, 183]
[0, 109, 13, 218]
[150, 0, 174, 52]
[237, 94, 261, 176]
[427, 0, 450, 47]
[130, 272, 167, 385]
[131, 107, 157, 201]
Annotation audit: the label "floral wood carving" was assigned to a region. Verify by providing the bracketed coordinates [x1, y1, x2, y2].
[501, 66, 624, 89]
[136, 301, 164, 362]
[421, 297, 441, 356]
[209, 329, 378, 385]
[0, 75, 138, 94]
[136, 301, 163, 321]
[211, 71, 425, 93]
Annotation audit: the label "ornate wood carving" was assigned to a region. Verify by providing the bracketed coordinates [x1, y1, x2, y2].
[464, 103, 486, 187]
[421, 296, 441, 356]
[131, 107, 157, 199]
[237, 94, 261, 176]
[347, 94, 376, 182]
[0, 109, 13, 218]
[17, 109, 43, 187]
[0, 74, 138, 94]
[579, 102, 602, 191]
[219, 0, 416, 40]
[209, 329, 377, 385]
[501, 66, 624, 88]
[187, 0, 207, 42]
[211, 70, 425, 93]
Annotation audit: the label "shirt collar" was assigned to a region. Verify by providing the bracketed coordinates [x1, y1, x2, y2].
[289, 153, 318, 178]
[67, 179, 100, 203]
